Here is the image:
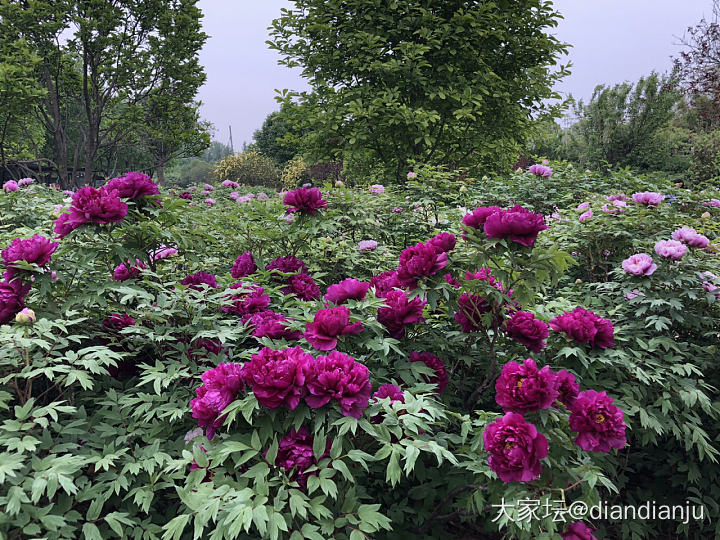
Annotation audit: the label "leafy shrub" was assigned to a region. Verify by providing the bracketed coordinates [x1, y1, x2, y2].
[214, 151, 281, 188]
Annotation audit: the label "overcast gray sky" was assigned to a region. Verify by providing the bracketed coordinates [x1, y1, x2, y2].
[195, 0, 715, 148]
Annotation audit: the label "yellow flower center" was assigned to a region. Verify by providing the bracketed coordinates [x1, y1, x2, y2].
[516, 378, 525, 389]
[595, 413, 606, 424]
[505, 442, 515, 450]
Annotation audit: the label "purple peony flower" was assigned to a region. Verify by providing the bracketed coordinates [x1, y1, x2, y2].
[106, 172, 159, 199]
[18, 178, 34, 186]
[576, 202, 590, 212]
[266, 256, 308, 276]
[283, 187, 328, 214]
[483, 205, 548, 247]
[304, 305, 364, 350]
[0, 277, 29, 325]
[369, 184, 385, 194]
[561, 522, 597, 540]
[66, 186, 128, 229]
[305, 350, 371, 417]
[621, 253, 657, 276]
[102, 313, 136, 331]
[426, 232, 457, 254]
[3, 180, 19, 193]
[483, 412, 548, 482]
[179, 191, 192, 200]
[241, 347, 314, 409]
[203, 184, 214, 191]
[454, 293, 494, 332]
[2, 235, 58, 274]
[462, 206, 502, 232]
[607, 193, 630, 202]
[549, 307, 614, 349]
[358, 240, 378, 252]
[181, 272, 219, 290]
[556, 370, 580, 408]
[373, 384, 405, 402]
[409, 351, 448, 393]
[495, 358, 559, 414]
[221, 180, 240, 188]
[444, 273, 461, 289]
[149, 244, 178, 262]
[230, 252, 257, 279]
[325, 278, 370, 304]
[191, 362, 245, 439]
[504, 311, 549, 353]
[204, 198, 215, 206]
[242, 310, 302, 340]
[632, 191, 665, 205]
[672, 227, 709, 248]
[112, 259, 147, 282]
[275, 426, 329, 489]
[529, 164, 553, 177]
[53, 213, 76, 239]
[569, 390, 627, 453]
[578, 209, 593, 222]
[654, 239, 687, 260]
[396, 241, 448, 288]
[282, 272, 321, 300]
[371, 270, 402, 298]
[377, 289, 426, 339]
[223, 282, 270, 316]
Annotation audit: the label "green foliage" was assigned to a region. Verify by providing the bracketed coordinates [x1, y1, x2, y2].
[251, 107, 304, 166]
[269, 0, 570, 182]
[214, 151, 281, 188]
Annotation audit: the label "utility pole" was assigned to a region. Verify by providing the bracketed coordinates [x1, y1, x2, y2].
[229, 125, 234, 154]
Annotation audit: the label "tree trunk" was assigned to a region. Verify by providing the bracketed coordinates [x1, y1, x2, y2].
[155, 160, 165, 185]
[41, 66, 69, 188]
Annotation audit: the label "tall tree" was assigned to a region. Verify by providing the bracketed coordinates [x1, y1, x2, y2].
[269, 0, 569, 182]
[251, 105, 304, 166]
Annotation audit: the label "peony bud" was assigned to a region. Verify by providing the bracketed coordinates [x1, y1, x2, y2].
[702, 212, 711, 220]
[16, 308, 36, 323]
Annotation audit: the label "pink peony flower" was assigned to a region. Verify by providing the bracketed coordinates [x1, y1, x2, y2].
[223, 282, 270, 316]
[377, 289, 426, 339]
[528, 164, 553, 177]
[191, 363, 245, 439]
[369, 184, 385, 194]
[242, 311, 302, 340]
[53, 213, 75, 238]
[409, 352, 448, 393]
[624, 288, 645, 300]
[672, 227, 709, 248]
[305, 350, 371, 417]
[483, 205, 548, 247]
[102, 313, 136, 331]
[576, 202, 590, 212]
[373, 384, 405, 402]
[654, 239, 687, 260]
[304, 305, 364, 350]
[203, 183, 214, 191]
[396, 241, 448, 288]
[275, 426, 329, 489]
[0, 277, 29, 324]
[66, 186, 128, 229]
[556, 370, 579, 408]
[106, 172, 159, 199]
[569, 390, 627, 453]
[266, 256, 308, 276]
[204, 198, 215, 206]
[221, 180, 240, 188]
[179, 191, 192, 200]
[407, 171, 416, 179]
[444, 273, 461, 289]
[283, 187, 328, 214]
[358, 240, 378, 251]
[112, 259, 147, 282]
[495, 358, 559, 414]
[607, 193, 630, 202]
[483, 412, 549, 482]
[504, 311, 549, 353]
[427, 232, 457, 254]
[17, 178, 34, 187]
[282, 272, 321, 300]
[241, 347, 313, 409]
[1, 235, 58, 274]
[371, 270, 402, 297]
[149, 244, 178, 262]
[632, 191, 665, 205]
[230, 252, 257, 279]
[325, 278, 370, 304]
[578, 209, 593, 222]
[3, 180, 19, 192]
[181, 272, 218, 290]
[561, 522, 597, 540]
[550, 307, 614, 349]
[621, 253, 657, 276]
[257, 192, 269, 200]
[462, 206, 502, 232]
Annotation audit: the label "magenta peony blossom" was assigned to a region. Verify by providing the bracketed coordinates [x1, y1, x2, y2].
[0, 277, 28, 325]
[106, 172, 159, 199]
[556, 370, 579, 408]
[241, 347, 313, 409]
[149, 244, 178, 261]
[68, 186, 128, 228]
[221, 179, 240, 188]
[266, 256, 308, 276]
[53, 213, 76, 238]
[569, 390, 627, 453]
[3, 180, 19, 192]
[607, 193, 630, 202]
[223, 282, 270, 316]
[283, 187, 328, 214]
[179, 191, 192, 200]
[282, 272, 321, 300]
[409, 352, 448, 393]
[243, 311, 302, 340]
[462, 206, 502, 232]
[181, 272, 219, 290]
[621, 253, 657, 276]
[561, 522, 597, 540]
[371, 270, 402, 297]
[528, 164, 553, 177]
[427, 232, 457, 254]
[102, 313, 136, 331]
[191, 363, 245, 439]
[396, 241, 448, 288]
[632, 191, 665, 205]
[203, 183, 214, 191]
[483, 205, 548, 247]
[576, 202, 590, 212]
[275, 426, 329, 489]
[2, 235, 58, 274]
[444, 273, 461, 289]
[304, 305, 364, 350]
[495, 358, 559, 414]
[672, 227, 709, 248]
[373, 384, 405, 402]
[112, 259, 147, 282]
[369, 184, 385, 194]
[305, 350, 371, 417]
[654, 239, 687, 260]
[550, 307, 614, 349]
[358, 240, 378, 251]
[230, 252, 257, 279]
[578, 209, 593, 222]
[204, 198, 215, 206]
[454, 293, 491, 332]
[504, 311, 549, 353]
[192, 338, 223, 357]
[377, 289, 426, 339]
[325, 278, 370, 304]
[483, 412, 549, 482]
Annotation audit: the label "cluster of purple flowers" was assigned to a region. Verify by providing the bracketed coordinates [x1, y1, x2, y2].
[265, 255, 321, 300]
[112, 259, 147, 282]
[549, 307, 614, 349]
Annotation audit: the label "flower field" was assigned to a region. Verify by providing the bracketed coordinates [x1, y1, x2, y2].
[1, 165, 719, 539]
